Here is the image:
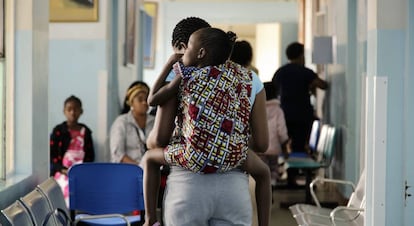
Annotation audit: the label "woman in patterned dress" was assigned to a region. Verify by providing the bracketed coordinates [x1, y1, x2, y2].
[142, 27, 270, 226]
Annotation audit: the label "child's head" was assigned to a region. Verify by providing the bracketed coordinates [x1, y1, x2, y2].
[182, 27, 237, 68]
[172, 17, 211, 53]
[286, 42, 305, 63]
[125, 82, 150, 115]
[63, 95, 83, 124]
[229, 40, 253, 67]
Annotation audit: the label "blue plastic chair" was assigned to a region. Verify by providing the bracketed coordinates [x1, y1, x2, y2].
[68, 163, 144, 226]
[285, 125, 337, 204]
[288, 119, 321, 159]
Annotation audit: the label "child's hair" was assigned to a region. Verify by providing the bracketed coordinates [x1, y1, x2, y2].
[195, 27, 237, 66]
[229, 40, 253, 67]
[286, 42, 304, 60]
[64, 95, 82, 108]
[172, 17, 211, 50]
[121, 81, 150, 114]
[263, 82, 278, 101]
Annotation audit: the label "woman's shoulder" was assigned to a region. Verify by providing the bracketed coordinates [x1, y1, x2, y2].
[111, 113, 130, 127]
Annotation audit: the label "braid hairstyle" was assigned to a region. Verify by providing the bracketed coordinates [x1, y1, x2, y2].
[195, 27, 237, 66]
[171, 17, 211, 50]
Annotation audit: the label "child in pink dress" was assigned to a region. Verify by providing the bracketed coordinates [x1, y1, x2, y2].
[50, 95, 95, 206]
[261, 82, 289, 185]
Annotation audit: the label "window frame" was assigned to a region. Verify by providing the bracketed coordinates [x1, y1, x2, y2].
[0, 0, 5, 181]
[1, 0, 14, 182]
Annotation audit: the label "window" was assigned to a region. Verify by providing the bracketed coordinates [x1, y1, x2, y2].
[0, 61, 4, 180]
[0, 0, 4, 180]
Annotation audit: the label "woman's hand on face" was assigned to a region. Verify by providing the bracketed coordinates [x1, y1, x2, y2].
[167, 53, 184, 65]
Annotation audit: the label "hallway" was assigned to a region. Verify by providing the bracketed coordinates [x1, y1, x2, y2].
[270, 189, 298, 226]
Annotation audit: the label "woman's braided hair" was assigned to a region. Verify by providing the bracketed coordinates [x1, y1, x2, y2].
[172, 17, 211, 49]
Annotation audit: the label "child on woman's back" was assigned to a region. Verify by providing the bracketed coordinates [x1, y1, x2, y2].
[142, 27, 271, 226]
[50, 95, 95, 206]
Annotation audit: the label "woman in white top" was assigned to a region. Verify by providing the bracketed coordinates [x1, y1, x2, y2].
[110, 81, 155, 164]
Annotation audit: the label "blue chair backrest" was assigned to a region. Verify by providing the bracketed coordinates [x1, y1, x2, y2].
[322, 126, 336, 166]
[308, 120, 320, 153]
[315, 125, 329, 161]
[68, 163, 144, 215]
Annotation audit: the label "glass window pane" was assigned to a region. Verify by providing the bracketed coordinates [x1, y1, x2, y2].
[0, 61, 4, 180]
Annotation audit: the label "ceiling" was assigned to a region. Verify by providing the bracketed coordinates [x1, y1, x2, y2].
[213, 24, 258, 38]
[169, 0, 296, 2]
[166, 0, 298, 38]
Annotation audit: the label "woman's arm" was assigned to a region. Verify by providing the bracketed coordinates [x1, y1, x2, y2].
[147, 97, 179, 149]
[148, 54, 183, 106]
[249, 89, 269, 153]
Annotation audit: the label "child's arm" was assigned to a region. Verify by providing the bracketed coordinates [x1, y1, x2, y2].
[148, 53, 183, 106]
[147, 97, 178, 149]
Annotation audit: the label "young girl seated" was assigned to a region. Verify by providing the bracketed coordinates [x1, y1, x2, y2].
[141, 27, 271, 226]
[50, 95, 95, 206]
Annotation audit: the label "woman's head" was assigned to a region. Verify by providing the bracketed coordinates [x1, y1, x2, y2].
[122, 81, 150, 115]
[171, 17, 211, 54]
[182, 27, 237, 67]
[63, 95, 83, 124]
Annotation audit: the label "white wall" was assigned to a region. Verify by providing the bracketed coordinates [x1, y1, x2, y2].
[48, 1, 111, 162]
[143, 1, 298, 86]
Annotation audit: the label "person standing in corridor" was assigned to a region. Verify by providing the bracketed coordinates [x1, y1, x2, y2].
[271, 42, 327, 186]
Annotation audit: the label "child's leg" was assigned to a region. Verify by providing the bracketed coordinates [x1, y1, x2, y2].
[141, 149, 168, 226]
[147, 98, 178, 149]
[242, 151, 271, 226]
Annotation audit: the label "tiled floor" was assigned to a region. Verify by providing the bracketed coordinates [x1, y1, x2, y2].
[250, 177, 346, 226]
[270, 189, 304, 226]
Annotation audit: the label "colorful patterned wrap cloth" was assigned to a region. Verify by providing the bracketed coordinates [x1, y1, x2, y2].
[165, 61, 253, 173]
